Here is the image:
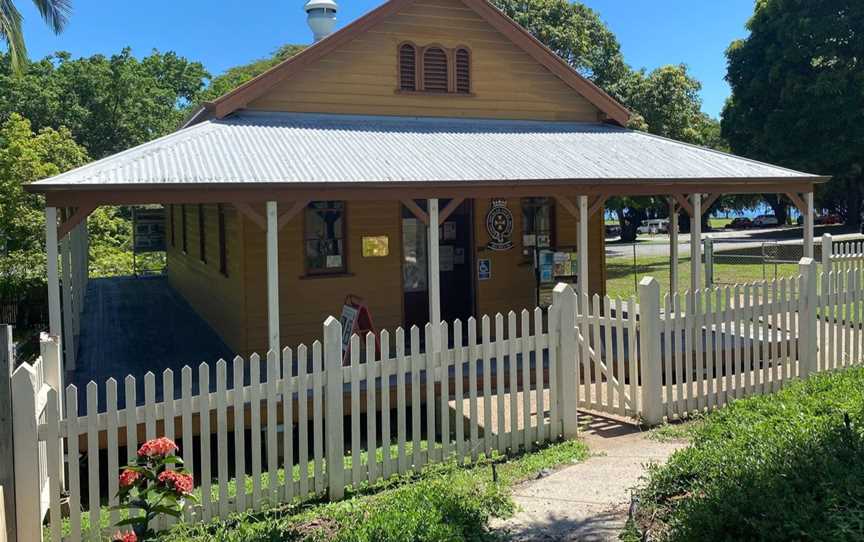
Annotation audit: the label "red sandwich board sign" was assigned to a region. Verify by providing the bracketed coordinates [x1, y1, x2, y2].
[340, 294, 379, 363]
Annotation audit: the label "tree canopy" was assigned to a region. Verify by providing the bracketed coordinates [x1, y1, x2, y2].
[0, 49, 209, 159]
[722, 0, 864, 225]
[197, 44, 305, 103]
[0, 113, 87, 290]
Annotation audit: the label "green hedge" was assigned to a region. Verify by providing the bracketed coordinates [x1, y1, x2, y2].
[632, 367, 864, 541]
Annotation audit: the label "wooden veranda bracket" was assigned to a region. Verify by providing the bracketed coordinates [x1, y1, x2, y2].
[233, 202, 267, 230]
[672, 194, 717, 217]
[278, 200, 310, 230]
[554, 195, 580, 219]
[700, 194, 720, 215]
[57, 204, 97, 238]
[438, 198, 464, 225]
[588, 195, 608, 218]
[234, 201, 309, 231]
[785, 192, 808, 213]
[673, 194, 693, 217]
[401, 199, 429, 225]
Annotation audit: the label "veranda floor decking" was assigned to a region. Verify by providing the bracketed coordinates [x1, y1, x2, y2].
[68, 276, 234, 412]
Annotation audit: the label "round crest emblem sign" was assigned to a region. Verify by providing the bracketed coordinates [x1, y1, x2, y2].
[486, 199, 514, 251]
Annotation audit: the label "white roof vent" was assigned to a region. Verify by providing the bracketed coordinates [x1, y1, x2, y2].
[305, 0, 338, 42]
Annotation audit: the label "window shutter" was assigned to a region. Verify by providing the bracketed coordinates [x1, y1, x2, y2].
[423, 47, 449, 92]
[455, 49, 470, 93]
[399, 44, 417, 91]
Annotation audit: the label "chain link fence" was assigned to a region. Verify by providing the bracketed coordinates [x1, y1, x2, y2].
[605, 235, 813, 300]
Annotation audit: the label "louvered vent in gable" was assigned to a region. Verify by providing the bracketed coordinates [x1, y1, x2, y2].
[399, 43, 417, 91]
[423, 47, 449, 92]
[455, 48, 470, 93]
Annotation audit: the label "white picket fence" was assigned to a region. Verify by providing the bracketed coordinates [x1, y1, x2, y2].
[13, 306, 578, 541]
[10, 253, 864, 541]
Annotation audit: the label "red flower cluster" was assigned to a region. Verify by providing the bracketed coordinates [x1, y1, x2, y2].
[118, 469, 140, 488]
[112, 531, 137, 542]
[158, 470, 194, 495]
[137, 437, 178, 458]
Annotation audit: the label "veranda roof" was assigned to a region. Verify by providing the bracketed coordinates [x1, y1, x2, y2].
[30, 112, 825, 193]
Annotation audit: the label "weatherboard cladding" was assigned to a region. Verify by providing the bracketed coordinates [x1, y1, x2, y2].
[33, 111, 819, 187]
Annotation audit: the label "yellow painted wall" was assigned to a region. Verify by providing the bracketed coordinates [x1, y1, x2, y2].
[166, 204, 247, 354]
[247, 0, 601, 122]
[167, 198, 607, 355]
[240, 201, 404, 355]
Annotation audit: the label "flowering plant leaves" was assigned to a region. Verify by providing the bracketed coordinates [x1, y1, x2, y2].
[112, 437, 196, 541]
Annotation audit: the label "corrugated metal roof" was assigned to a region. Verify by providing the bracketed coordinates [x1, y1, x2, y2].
[33, 112, 820, 188]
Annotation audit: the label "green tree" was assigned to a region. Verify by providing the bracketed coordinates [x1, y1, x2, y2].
[492, 0, 628, 90]
[722, 0, 864, 227]
[197, 44, 306, 103]
[0, 113, 87, 291]
[0, 48, 209, 158]
[0, 0, 70, 73]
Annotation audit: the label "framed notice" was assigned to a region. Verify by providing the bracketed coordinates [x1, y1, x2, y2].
[132, 207, 166, 253]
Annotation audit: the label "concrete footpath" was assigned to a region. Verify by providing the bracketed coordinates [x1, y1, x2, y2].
[492, 417, 686, 542]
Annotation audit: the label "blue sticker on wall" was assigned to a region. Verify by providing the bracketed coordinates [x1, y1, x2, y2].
[478, 258, 492, 281]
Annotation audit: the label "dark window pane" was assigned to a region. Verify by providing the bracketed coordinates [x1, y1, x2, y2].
[304, 201, 346, 273]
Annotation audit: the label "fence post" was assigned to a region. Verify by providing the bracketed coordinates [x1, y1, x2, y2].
[821, 234, 832, 277]
[0, 327, 16, 542]
[11, 365, 40, 542]
[638, 277, 663, 426]
[323, 316, 345, 501]
[552, 283, 579, 439]
[703, 238, 714, 286]
[799, 258, 819, 377]
[40, 334, 62, 405]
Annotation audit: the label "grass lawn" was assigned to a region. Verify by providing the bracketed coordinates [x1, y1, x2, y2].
[73, 439, 588, 541]
[605, 254, 799, 299]
[623, 366, 864, 541]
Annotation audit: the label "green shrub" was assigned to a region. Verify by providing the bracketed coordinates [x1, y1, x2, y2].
[633, 367, 864, 541]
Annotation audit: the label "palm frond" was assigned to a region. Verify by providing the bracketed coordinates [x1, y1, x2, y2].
[33, 0, 72, 34]
[0, 0, 26, 73]
[30, 0, 71, 34]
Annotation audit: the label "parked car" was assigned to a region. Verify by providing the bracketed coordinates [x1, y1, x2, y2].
[637, 219, 671, 234]
[605, 224, 621, 238]
[797, 213, 842, 225]
[816, 213, 842, 225]
[752, 214, 779, 227]
[725, 217, 753, 229]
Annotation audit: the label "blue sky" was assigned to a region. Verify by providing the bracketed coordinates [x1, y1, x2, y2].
[15, 0, 754, 118]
